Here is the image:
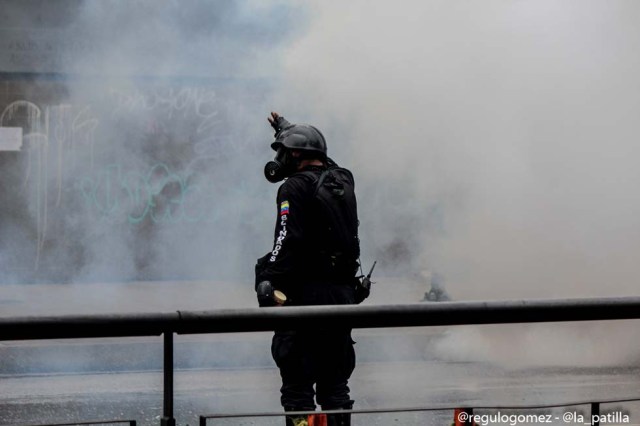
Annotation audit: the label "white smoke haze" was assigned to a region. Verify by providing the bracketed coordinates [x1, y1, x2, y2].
[275, 0, 640, 299]
[1, 0, 640, 387]
[0, 0, 308, 290]
[272, 0, 640, 367]
[432, 321, 640, 369]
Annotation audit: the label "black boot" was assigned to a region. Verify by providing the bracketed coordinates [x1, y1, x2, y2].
[327, 412, 350, 426]
[324, 403, 352, 426]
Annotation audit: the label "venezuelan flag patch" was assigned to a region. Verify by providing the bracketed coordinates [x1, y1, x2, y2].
[280, 200, 290, 216]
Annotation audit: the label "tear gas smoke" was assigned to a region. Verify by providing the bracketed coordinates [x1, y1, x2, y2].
[272, 0, 640, 368]
[0, 0, 305, 288]
[276, 0, 640, 299]
[1, 0, 640, 402]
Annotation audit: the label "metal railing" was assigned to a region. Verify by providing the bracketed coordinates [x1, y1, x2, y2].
[199, 397, 640, 426]
[23, 422, 136, 426]
[2, 296, 640, 425]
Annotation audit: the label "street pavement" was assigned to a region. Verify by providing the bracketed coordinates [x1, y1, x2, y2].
[1, 329, 640, 426]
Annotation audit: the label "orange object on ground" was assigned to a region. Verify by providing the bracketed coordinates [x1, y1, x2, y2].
[308, 413, 328, 426]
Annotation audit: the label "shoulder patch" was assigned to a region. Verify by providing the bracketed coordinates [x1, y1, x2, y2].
[280, 200, 290, 216]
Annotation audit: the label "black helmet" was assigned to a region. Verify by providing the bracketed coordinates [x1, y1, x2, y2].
[271, 124, 327, 157]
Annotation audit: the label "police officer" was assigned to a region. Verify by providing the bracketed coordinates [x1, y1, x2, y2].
[255, 112, 361, 426]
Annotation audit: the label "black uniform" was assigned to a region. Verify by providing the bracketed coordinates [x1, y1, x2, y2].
[256, 164, 359, 411]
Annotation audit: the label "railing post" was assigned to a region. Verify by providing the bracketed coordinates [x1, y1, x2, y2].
[463, 408, 473, 426]
[591, 402, 600, 426]
[161, 332, 175, 426]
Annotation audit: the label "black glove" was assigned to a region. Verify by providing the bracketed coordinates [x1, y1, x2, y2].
[268, 113, 292, 135]
[256, 280, 277, 307]
[255, 254, 270, 290]
[354, 277, 371, 304]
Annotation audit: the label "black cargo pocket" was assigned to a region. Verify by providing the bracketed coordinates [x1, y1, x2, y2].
[271, 331, 297, 369]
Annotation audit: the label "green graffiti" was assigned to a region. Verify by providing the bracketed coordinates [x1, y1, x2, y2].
[79, 162, 209, 224]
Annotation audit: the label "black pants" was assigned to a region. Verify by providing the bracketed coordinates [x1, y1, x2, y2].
[272, 328, 355, 410]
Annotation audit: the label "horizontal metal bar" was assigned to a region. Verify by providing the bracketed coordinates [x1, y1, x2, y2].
[2, 296, 640, 341]
[21, 420, 136, 426]
[200, 395, 640, 419]
[0, 312, 177, 341]
[176, 296, 640, 335]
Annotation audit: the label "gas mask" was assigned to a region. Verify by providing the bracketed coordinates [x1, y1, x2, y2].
[264, 147, 297, 183]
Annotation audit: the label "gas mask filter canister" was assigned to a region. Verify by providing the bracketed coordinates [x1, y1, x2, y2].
[264, 147, 294, 183]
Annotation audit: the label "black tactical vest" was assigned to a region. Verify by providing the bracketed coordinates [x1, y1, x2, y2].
[298, 166, 360, 276]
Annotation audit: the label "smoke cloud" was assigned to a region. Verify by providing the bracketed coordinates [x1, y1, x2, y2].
[270, 0, 640, 368]
[0, 0, 306, 288]
[1, 0, 640, 376]
[274, 0, 640, 301]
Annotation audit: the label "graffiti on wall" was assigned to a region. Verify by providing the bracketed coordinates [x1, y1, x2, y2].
[0, 84, 238, 269]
